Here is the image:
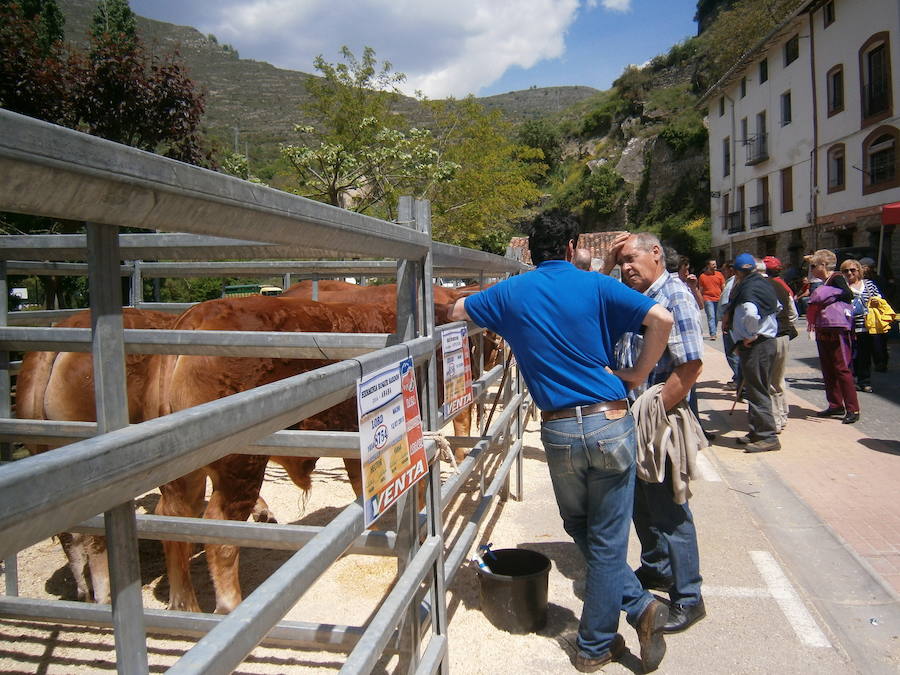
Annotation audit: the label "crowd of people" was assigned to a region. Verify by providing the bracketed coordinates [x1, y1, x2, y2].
[450, 211, 896, 672]
[696, 248, 895, 429]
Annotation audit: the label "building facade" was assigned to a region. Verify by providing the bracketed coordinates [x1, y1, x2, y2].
[704, 0, 900, 287]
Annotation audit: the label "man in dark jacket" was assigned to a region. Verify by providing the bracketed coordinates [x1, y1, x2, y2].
[723, 253, 782, 453]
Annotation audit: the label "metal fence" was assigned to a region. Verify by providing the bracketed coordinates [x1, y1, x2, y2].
[0, 109, 533, 673]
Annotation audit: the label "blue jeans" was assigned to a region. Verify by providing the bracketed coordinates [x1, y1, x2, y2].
[704, 300, 718, 336]
[633, 467, 703, 605]
[723, 331, 741, 381]
[541, 411, 653, 659]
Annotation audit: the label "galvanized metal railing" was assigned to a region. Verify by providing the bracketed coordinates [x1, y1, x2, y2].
[0, 108, 532, 674]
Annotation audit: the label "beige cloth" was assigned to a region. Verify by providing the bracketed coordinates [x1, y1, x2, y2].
[630, 383, 705, 504]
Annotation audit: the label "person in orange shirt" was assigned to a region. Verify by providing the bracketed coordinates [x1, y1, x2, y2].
[697, 260, 725, 340]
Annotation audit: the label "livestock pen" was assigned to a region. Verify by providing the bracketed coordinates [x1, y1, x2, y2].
[0, 109, 534, 673]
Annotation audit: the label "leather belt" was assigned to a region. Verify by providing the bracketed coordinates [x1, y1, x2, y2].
[541, 400, 628, 422]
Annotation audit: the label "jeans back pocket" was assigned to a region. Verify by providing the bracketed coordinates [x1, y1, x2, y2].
[542, 441, 575, 475]
[593, 431, 635, 473]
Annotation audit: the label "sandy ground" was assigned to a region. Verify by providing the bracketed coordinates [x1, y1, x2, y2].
[0, 410, 573, 673]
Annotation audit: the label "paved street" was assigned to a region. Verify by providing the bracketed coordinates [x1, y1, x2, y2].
[698, 326, 900, 674]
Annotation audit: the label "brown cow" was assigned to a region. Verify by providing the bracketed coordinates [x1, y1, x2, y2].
[15, 306, 288, 603]
[283, 282, 483, 439]
[16, 308, 179, 603]
[18, 295, 474, 613]
[283, 280, 463, 305]
[149, 296, 398, 613]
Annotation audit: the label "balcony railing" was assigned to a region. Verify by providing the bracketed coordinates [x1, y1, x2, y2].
[726, 210, 744, 234]
[745, 133, 768, 165]
[748, 202, 770, 229]
[863, 82, 890, 118]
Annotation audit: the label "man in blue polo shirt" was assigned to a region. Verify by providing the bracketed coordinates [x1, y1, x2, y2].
[450, 210, 674, 673]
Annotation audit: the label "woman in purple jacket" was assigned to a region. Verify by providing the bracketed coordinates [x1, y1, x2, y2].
[808, 249, 859, 424]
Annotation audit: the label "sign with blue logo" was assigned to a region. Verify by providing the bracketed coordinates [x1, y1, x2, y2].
[357, 358, 427, 528]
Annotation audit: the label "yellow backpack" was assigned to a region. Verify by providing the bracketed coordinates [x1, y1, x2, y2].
[866, 296, 897, 334]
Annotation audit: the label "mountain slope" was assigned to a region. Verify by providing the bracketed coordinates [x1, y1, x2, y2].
[57, 0, 599, 161]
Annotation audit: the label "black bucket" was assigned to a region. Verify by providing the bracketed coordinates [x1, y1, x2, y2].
[476, 548, 551, 633]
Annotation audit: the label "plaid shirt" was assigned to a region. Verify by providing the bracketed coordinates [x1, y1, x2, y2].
[615, 271, 704, 400]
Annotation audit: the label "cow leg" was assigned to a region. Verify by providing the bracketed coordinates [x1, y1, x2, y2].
[204, 455, 268, 614]
[451, 407, 473, 463]
[58, 532, 91, 602]
[85, 535, 111, 604]
[342, 457, 363, 498]
[157, 470, 207, 612]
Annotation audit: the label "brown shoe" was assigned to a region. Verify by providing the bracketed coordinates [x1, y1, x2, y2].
[573, 633, 626, 672]
[635, 599, 668, 672]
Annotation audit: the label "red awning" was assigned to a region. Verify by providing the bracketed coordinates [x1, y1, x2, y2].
[882, 201, 900, 225]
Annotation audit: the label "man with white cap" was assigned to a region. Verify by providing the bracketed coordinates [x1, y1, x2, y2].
[723, 253, 782, 452]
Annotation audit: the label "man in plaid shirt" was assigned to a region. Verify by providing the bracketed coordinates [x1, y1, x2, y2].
[606, 232, 707, 634]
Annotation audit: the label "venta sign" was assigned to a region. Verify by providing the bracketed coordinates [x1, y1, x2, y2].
[356, 357, 427, 528]
[441, 325, 473, 417]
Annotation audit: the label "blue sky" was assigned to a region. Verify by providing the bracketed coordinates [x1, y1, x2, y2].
[129, 0, 698, 98]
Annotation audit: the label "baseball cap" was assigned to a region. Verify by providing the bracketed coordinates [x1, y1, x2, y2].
[762, 255, 782, 271]
[859, 257, 876, 267]
[734, 253, 756, 271]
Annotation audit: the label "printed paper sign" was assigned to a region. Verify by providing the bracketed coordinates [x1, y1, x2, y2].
[441, 325, 473, 417]
[357, 357, 427, 528]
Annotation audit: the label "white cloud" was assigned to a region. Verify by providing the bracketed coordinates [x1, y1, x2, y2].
[195, 0, 581, 98]
[596, 0, 632, 11]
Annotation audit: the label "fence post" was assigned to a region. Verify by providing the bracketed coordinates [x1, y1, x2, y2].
[417, 199, 438, 432]
[515, 357, 524, 501]
[416, 199, 449, 672]
[130, 260, 143, 306]
[87, 223, 149, 674]
[393, 196, 421, 673]
[0, 259, 17, 598]
[0, 260, 9, 464]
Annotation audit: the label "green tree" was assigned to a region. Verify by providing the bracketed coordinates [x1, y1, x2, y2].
[90, 0, 137, 50]
[69, 0, 208, 164]
[424, 97, 543, 251]
[613, 65, 653, 114]
[645, 84, 707, 156]
[516, 117, 562, 175]
[8, 0, 64, 54]
[220, 152, 263, 182]
[554, 164, 627, 226]
[156, 277, 235, 303]
[0, 1, 73, 124]
[1, 0, 209, 306]
[281, 46, 455, 217]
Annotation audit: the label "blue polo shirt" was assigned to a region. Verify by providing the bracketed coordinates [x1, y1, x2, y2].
[464, 260, 656, 410]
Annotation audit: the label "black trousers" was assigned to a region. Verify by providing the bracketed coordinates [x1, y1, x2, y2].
[872, 333, 889, 371]
[852, 331, 873, 386]
[738, 337, 777, 440]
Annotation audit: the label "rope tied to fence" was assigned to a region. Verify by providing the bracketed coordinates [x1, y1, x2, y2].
[424, 431, 459, 473]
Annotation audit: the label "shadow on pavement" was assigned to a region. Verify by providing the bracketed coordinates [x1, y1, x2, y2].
[858, 438, 900, 456]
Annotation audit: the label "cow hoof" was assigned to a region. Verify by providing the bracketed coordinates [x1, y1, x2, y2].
[251, 509, 277, 523]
